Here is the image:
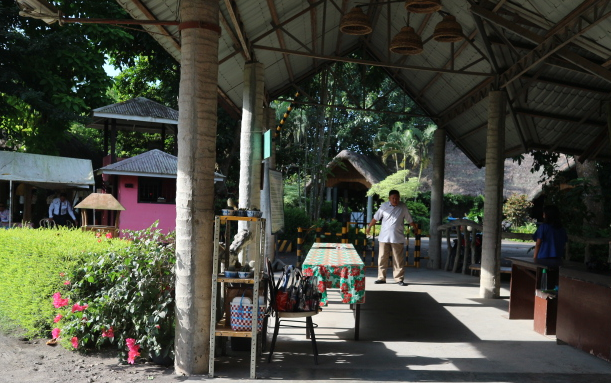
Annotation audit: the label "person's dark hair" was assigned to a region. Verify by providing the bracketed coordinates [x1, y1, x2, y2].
[59, 193, 67, 198]
[543, 205, 562, 228]
[389, 190, 400, 197]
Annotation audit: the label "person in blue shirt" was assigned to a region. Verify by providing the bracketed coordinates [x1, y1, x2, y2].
[533, 205, 567, 260]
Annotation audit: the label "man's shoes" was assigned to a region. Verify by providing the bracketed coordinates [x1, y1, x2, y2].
[397, 281, 408, 286]
[374, 280, 386, 284]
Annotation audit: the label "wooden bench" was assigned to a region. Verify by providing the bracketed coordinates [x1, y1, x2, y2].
[468, 264, 512, 276]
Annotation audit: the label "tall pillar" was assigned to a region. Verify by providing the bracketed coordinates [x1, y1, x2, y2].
[480, 91, 506, 299]
[326, 187, 332, 202]
[174, 0, 220, 375]
[366, 195, 373, 223]
[238, 62, 265, 262]
[428, 128, 446, 269]
[262, 107, 276, 263]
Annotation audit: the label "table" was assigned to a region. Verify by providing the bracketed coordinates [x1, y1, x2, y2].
[508, 257, 562, 336]
[302, 243, 365, 340]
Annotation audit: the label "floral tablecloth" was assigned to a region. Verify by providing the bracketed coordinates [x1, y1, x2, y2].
[302, 243, 365, 306]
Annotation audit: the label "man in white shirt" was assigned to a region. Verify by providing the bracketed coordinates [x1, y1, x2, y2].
[365, 190, 416, 286]
[48, 193, 76, 227]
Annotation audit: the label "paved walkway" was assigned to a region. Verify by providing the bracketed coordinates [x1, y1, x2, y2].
[204, 239, 611, 382]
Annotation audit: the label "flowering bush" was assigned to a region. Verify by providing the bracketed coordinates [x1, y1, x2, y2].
[52, 223, 176, 364]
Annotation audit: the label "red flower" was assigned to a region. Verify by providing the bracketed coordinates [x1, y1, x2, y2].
[319, 266, 330, 277]
[350, 268, 360, 277]
[52, 328, 60, 339]
[105, 232, 113, 239]
[59, 272, 65, 277]
[325, 281, 333, 288]
[340, 267, 349, 278]
[63, 280, 71, 285]
[95, 232, 101, 238]
[97, 239, 101, 243]
[126, 338, 141, 364]
[342, 293, 353, 303]
[102, 327, 115, 338]
[302, 268, 313, 277]
[317, 281, 325, 293]
[71, 337, 79, 349]
[53, 314, 63, 323]
[155, 325, 161, 329]
[355, 279, 365, 291]
[71, 303, 88, 313]
[340, 283, 349, 292]
[52, 292, 69, 308]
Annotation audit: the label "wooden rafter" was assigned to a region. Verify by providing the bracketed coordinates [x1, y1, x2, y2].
[274, 98, 429, 117]
[220, 11, 248, 60]
[252, 45, 494, 76]
[308, 0, 318, 66]
[335, 0, 349, 55]
[266, 0, 295, 80]
[223, 0, 252, 61]
[514, 108, 606, 127]
[126, 0, 180, 51]
[471, 3, 611, 84]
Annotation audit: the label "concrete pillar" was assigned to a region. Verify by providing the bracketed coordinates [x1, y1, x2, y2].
[262, 107, 276, 263]
[366, 195, 373, 223]
[174, 0, 220, 375]
[480, 91, 506, 299]
[428, 128, 446, 269]
[326, 187, 332, 202]
[238, 62, 265, 263]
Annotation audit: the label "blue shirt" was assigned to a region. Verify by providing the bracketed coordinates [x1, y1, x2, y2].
[533, 223, 568, 259]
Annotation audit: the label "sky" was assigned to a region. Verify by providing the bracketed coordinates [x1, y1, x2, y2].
[103, 62, 121, 78]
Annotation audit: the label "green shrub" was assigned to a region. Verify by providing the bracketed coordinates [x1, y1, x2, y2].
[280, 206, 311, 244]
[0, 227, 129, 337]
[503, 194, 533, 227]
[55, 224, 176, 363]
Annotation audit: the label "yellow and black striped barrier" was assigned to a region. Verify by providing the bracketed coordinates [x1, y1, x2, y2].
[276, 240, 293, 253]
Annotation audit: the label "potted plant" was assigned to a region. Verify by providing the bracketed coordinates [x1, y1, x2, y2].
[246, 207, 263, 218]
[237, 208, 248, 217]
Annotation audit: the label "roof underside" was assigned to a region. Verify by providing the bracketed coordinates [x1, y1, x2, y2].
[116, 0, 611, 166]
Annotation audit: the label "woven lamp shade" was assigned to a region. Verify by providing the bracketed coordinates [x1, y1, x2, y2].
[389, 26, 423, 55]
[405, 0, 442, 14]
[433, 15, 464, 42]
[340, 7, 373, 35]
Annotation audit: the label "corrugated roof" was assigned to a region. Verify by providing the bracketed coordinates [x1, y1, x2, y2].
[115, 0, 611, 166]
[92, 97, 178, 122]
[97, 149, 226, 181]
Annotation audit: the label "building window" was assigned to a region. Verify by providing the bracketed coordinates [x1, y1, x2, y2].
[138, 177, 176, 204]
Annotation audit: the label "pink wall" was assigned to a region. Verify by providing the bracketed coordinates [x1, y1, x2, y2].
[117, 175, 176, 234]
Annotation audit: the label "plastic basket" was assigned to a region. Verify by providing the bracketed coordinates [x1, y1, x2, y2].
[230, 296, 265, 331]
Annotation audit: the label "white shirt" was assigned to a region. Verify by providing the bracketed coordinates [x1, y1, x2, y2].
[48, 198, 76, 220]
[373, 201, 413, 243]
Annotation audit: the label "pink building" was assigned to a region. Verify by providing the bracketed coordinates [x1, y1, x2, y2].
[97, 150, 224, 234]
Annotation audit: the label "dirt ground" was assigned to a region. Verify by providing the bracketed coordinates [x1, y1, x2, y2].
[0, 333, 182, 383]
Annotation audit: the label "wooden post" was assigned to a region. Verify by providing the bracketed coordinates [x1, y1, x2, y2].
[452, 225, 462, 273]
[463, 227, 471, 274]
[480, 90, 506, 299]
[444, 229, 452, 271]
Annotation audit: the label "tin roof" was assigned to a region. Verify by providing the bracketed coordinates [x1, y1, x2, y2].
[89, 97, 178, 134]
[96, 149, 226, 182]
[115, 0, 611, 165]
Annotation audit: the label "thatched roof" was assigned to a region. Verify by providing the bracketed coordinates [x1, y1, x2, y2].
[326, 150, 389, 189]
[75, 193, 125, 211]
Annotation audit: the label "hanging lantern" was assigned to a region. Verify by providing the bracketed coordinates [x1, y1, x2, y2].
[433, 15, 464, 42]
[389, 26, 423, 55]
[339, 7, 373, 35]
[405, 0, 442, 14]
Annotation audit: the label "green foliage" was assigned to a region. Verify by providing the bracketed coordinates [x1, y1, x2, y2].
[502, 194, 533, 227]
[367, 170, 419, 200]
[465, 195, 485, 223]
[56, 224, 175, 363]
[280, 206, 311, 244]
[0, 227, 129, 337]
[406, 201, 430, 235]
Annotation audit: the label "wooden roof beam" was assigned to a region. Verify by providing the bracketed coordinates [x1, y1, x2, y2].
[471, 3, 611, 85]
[514, 108, 606, 127]
[266, 0, 295, 81]
[223, 0, 252, 61]
[124, 0, 180, 51]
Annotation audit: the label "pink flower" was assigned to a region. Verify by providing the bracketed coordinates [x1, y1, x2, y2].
[155, 325, 160, 329]
[52, 292, 69, 308]
[95, 232, 101, 238]
[63, 280, 71, 285]
[53, 314, 63, 323]
[102, 327, 114, 338]
[52, 328, 61, 339]
[71, 337, 79, 349]
[106, 232, 113, 239]
[126, 338, 140, 364]
[71, 303, 88, 313]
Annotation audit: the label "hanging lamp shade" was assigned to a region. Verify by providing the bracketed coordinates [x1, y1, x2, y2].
[405, 0, 442, 14]
[339, 7, 373, 35]
[389, 26, 423, 55]
[433, 15, 464, 42]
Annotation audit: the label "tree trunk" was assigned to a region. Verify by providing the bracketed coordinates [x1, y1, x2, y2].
[575, 160, 605, 229]
[480, 91, 506, 299]
[174, 0, 219, 375]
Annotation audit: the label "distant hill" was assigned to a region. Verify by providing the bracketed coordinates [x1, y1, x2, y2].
[416, 142, 573, 199]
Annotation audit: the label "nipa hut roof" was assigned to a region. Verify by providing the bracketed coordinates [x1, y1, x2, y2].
[75, 193, 125, 211]
[327, 150, 389, 188]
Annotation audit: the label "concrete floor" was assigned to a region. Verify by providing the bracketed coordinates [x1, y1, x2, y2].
[204, 239, 611, 382]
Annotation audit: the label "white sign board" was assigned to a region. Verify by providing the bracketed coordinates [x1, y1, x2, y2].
[268, 169, 284, 234]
